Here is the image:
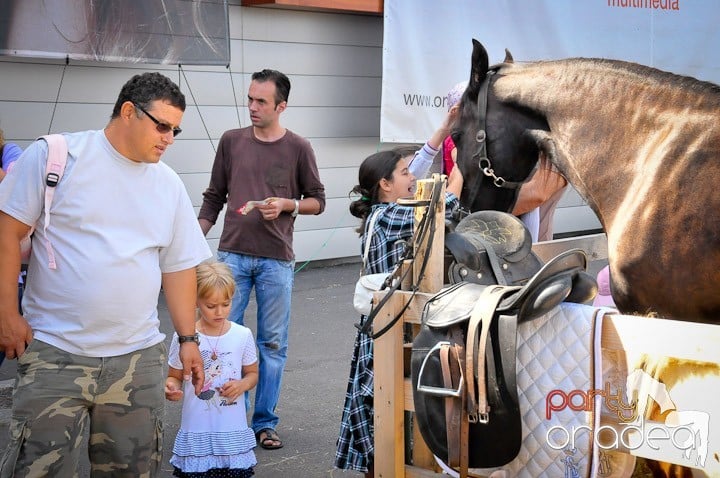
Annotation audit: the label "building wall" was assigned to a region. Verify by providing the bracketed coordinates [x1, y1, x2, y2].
[0, 4, 599, 265]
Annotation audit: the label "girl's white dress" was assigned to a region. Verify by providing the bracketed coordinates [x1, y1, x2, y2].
[168, 322, 258, 473]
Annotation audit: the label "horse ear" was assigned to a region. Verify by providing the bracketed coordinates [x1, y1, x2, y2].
[469, 39, 489, 96]
[504, 49, 514, 63]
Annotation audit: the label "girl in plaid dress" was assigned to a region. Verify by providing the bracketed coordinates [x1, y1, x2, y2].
[334, 146, 463, 476]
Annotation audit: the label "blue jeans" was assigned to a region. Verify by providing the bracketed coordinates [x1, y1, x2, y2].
[217, 250, 294, 434]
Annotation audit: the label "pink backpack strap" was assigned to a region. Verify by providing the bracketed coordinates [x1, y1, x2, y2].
[38, 134, 68, 270]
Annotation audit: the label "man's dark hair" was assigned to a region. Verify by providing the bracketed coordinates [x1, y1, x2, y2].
[251, 69, 291, 105]
[111, 72, 186, 118]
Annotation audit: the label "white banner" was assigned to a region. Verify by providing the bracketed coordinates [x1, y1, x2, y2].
[382, 0, 719, 143]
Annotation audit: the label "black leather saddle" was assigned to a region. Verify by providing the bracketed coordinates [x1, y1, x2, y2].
[445, 210, 543, 286]
[411, 212, 597, 474]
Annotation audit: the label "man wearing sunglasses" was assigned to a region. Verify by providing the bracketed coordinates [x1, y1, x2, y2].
[0, 72, 211, 476]
[199, 69, 326, 451]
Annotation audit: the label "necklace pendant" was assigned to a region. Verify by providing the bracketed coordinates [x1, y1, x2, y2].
[211, 352, 217, 360]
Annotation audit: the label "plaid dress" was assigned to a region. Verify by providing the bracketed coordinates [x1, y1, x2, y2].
[335, 195, 459, 472]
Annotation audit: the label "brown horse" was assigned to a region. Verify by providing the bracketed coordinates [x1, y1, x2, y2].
[453, 39, 720, 323]
[452, 39, 720, 477]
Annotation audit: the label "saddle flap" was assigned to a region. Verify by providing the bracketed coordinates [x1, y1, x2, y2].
[499, 248, 589, 319]
[422, 282, 521, 328]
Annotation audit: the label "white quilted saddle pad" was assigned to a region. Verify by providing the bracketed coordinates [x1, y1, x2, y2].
[454, 302, 635, 478]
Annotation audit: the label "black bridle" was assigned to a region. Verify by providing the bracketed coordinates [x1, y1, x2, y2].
[458, 70, 532, 218]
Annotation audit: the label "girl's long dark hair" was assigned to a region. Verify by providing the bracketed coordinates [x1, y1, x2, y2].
[348, 146, 417, 235]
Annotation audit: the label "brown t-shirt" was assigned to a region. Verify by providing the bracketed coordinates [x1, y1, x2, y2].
[198, 127, 326, 261]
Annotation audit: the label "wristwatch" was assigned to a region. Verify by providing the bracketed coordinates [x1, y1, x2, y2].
[291, 199, 300, 217]
[178, 334, 200, 345]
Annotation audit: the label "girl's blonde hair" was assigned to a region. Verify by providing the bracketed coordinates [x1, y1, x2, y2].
[196, 261, 235, 301]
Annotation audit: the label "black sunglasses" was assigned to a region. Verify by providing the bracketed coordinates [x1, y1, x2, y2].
[133, 103, 182, 137]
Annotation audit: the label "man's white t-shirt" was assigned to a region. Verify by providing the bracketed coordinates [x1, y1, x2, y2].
[0, 130, 212, 357]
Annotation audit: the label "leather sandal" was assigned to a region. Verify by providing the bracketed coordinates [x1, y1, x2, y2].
[256, 428, 283, 450]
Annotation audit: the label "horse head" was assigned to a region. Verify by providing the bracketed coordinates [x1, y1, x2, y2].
[454, 39, 551, 216]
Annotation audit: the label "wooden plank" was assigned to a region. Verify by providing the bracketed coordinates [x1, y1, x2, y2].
[413, 176, 446, 293]
[373, 293, 406, 478]
[598, 313, 720, 472]
[241, 0, 383, 14]
[404, 378, 414, 412]
[411, 421, 437, 472]
[532, 232, 608, 263]
[405, 464, 445, 477]
[601, 314, 720, 363]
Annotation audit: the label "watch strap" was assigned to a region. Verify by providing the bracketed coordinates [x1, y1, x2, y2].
[178, 334, 200, 344]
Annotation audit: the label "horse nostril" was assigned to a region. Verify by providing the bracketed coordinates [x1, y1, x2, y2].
[475, 130, 486, 143]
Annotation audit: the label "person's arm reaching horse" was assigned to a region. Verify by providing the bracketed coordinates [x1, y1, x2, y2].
[409, 105, 460, 179]
[447, 160, 463, 197]
[512, 152, 567, 216]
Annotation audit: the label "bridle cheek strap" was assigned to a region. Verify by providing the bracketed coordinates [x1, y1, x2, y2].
[459, 71, 536, 217]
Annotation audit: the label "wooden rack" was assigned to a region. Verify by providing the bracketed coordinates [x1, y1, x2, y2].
[372, 177, 720, 477]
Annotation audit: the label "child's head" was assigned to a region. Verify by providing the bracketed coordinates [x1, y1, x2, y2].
[196, 261, 235, 322]
[349, 147, 416, 221]
[446, 81, 467, 111]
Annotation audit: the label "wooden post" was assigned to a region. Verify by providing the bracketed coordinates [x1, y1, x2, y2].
[413, 175, 446, 292]
[373, 291, 406, 478]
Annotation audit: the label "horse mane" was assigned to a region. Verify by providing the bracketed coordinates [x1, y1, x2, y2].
[493, 57, 720, 107]
[569, 57, 720, 96]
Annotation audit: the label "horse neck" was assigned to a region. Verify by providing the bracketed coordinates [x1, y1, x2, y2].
[495, 60, 717, 233]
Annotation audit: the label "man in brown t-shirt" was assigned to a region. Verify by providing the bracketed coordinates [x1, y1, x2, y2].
[198, 69, 326, 450]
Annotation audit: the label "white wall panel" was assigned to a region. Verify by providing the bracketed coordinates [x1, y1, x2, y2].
[0, 101, 55, 139]
[294, 226, 360, 263]
[294, 197, 358, 231]
[178, 105, 243, 140]
[283, 106, 379, 138]
[174, 70, 240, 106]
[234, 40, 381, 77]
[0, 61, 66, 102]
[181, 172, 212, 207]
[558, 186, 586, 208]
[163, 140, 217, 174]
[48, 104, 112, 134]
[319, 167, 358, 199]
[309, 137, 381, 168]
[57, 67, 142, 103]
[553, 205, 601, 235]
[289, 75, 381, 107]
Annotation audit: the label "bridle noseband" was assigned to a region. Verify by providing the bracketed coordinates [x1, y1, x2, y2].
[458, 70, 531, 218]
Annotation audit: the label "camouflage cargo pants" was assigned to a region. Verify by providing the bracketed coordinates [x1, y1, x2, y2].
[0, 339, 167, 478]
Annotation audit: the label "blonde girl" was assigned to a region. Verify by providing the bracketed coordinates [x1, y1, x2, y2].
[166, 261, 259, 478]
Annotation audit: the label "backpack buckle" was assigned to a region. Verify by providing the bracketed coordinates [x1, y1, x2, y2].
[46, 172, 60, 187]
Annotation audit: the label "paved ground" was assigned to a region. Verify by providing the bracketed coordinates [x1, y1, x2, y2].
[0, 257, 606, 477]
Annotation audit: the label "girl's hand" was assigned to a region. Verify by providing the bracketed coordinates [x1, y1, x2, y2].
[218, 380, 243, 404]
[165, 378, 184, 401]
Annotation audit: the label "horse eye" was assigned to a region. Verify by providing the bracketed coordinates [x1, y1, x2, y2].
[451, 131, 461, 143]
